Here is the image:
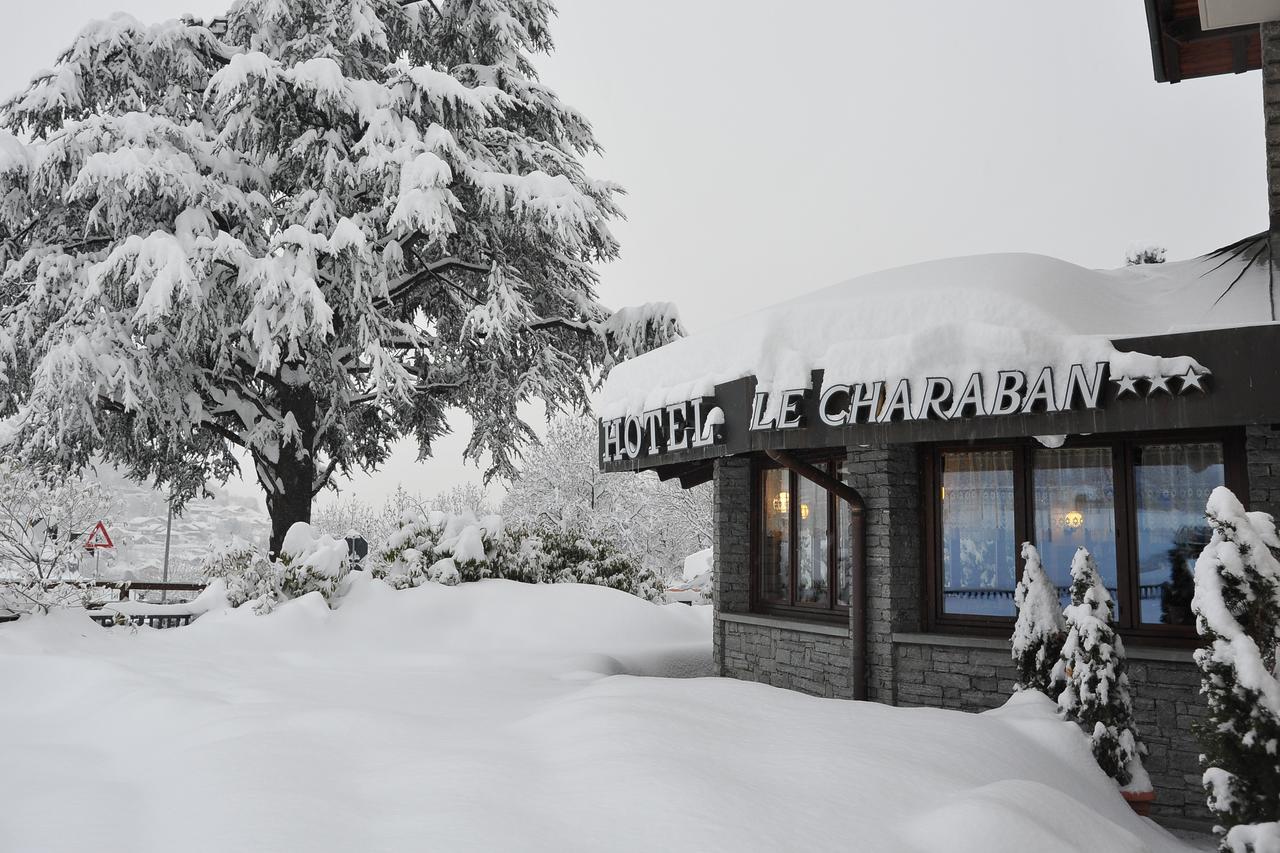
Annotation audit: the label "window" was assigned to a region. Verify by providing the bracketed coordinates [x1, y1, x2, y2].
[754, 460, 858, 615]
[926, 431, 1243, 636]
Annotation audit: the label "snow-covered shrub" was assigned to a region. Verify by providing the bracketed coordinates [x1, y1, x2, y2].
[1011, 542, 1066, 697]
[1191, 487, 1280, 843]
[1054, 547, 1148, 789]
[199, 542, 275, 608]
[504, 527, 664, 602]
[0, 463, 116, 615]
[373, 511, 504, 589]
[372, 512, 663, 601]
[201, 523, 350, 613]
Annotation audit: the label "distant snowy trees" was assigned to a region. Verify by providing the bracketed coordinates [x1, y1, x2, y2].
[0, 1, 680, 556]
[1125, 244, 1167, 265]
[0, 463, 116, 613]
[502, 415, 711, 579]
[1011, 542, 1066, 697]
[1191, 487, 1280, 850]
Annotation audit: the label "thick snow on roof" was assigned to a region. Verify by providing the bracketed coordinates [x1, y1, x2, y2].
[600, 249, 1271, 420]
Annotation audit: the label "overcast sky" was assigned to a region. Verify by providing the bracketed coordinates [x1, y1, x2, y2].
[0, 1, 1265, 510]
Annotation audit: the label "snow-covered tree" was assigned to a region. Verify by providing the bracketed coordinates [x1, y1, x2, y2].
[311, 484, 426, 544]
[1125, 244, 1166, 265]
[1191, 487, 1280, 847]
[1055, 546, 1148, 789]
[0, 462, 117, 613]
[1011, 541, 1066, 697]
[429, 481, 495, 516]
[0, 2, 681, 555]
[502, 415, 711, 579]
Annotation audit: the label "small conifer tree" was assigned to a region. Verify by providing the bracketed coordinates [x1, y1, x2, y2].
[1191, 487, 1280, 849]
[1055, 546, 1148, 788]
[1011, 542, 1067, 697]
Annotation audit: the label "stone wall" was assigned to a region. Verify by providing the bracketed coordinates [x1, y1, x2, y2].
[721, 615, 853, 699]
[1246, 423, 1280, 519]
[892, 636, 1209, 823]
[843, 445, 924, 703]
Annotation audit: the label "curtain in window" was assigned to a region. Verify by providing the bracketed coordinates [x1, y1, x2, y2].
[1032, 447, 1118, 612]
[940, 450, 1016, 617]
[836, 499, 856, 607]
[760, 468, 790, 602]
[1133, 442, 1223, 625]
[796, 476, 829, 603]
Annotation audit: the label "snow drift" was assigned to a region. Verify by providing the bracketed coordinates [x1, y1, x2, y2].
[0, 578, 1193, 852]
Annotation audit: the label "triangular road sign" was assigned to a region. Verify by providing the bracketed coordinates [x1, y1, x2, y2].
[84, 521, 114, 550]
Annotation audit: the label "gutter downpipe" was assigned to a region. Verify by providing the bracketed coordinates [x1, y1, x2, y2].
[765, 449, 869, 701]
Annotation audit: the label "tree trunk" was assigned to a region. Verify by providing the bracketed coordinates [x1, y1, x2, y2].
[266, 469, 313, 559]
[263, 382, 320, 559]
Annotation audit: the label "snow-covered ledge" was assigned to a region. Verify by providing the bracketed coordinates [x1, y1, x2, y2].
[719, 612, 849, 638]
[891, 632, 1193, 662]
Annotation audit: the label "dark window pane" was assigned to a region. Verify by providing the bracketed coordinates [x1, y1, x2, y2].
[836, 498, 855, 607]
[1134, 442, 1223, 626]
[940, 450, 1017, 617]
[760, 468, 790, 602]
[1032, 447, 1119, 614]
[796, 476, 829, 604]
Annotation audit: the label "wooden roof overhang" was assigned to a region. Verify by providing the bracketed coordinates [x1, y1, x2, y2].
[1145, 0, 1261, 82]
[602, 323, 1280, 483]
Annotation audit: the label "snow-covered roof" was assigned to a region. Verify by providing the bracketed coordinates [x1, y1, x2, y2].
[600, 247, 1272, 420]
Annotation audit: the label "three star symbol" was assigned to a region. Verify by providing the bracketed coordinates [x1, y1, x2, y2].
[1111, 367, 1208, 398]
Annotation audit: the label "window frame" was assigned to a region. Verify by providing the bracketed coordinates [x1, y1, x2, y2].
[750, 457, 852, 622]
[921, 428, 1247, 642]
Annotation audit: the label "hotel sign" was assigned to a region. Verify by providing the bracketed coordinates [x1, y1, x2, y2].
[601, 361, 1209, 464]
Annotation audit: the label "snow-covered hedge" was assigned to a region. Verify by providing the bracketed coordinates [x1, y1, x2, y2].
[202, 512, 665, 613]
[372, 511, 663, 602]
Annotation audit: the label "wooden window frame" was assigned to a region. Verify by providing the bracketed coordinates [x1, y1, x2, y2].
[750, 457, 851, 623]
[921, 427, 1247, 643]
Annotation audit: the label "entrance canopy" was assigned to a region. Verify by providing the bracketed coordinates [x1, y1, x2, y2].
[598, 238, 1280, 481]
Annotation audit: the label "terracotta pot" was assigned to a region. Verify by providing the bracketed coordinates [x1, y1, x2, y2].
[1122, 789, 1156, 817]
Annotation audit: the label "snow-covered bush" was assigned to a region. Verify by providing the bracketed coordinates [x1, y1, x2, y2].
[199, 541, 274, 608]
[0, 463, 116, 615]
[1191, 487, 1280, 844]
[372, 511, 663, 601]
[1011, 542, 1066, 697]
[1054, 547, 1148, 789]
[375, 511, 504, 589]
[504, 528, 664, 602]
[201, 523, 350, 613]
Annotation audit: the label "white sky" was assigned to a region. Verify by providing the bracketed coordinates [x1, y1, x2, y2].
[0, 1, 1266, 510]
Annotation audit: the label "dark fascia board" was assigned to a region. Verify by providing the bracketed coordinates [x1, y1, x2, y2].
[1145, 0, 1171, 83]
[600, 323, 1280, 473]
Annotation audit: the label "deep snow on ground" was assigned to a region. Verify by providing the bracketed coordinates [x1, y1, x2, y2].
[0, 578, 1194, 853]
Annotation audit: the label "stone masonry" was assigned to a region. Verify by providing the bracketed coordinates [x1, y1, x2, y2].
[710, 428, 1279, 826]
[893, 637, 1210, 823]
